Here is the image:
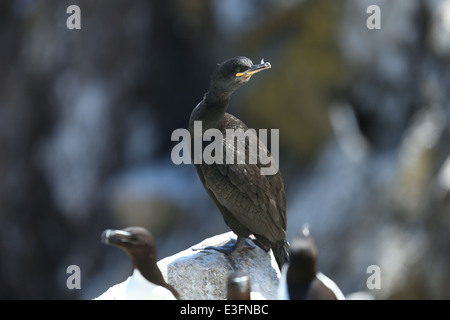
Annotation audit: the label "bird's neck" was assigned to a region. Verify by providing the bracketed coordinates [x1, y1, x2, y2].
[132, 256, 179, 299]
[196, 84, 232, 130]
[287, 265, 317, 284]
[132, 257, 166, 287]
[205, 81, 233, 106]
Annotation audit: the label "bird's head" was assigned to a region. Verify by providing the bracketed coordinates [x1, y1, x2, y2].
[287, 224, 318, 282]
[227, 271, 251, 300]
[101, 226, 158, 262]
[211, 56, 271, 94]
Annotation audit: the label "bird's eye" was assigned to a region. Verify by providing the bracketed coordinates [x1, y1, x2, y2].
[235, 66, 242, 73]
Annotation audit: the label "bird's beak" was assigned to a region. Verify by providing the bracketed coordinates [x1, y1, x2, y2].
[101, 229, 133, 244]
[236, 60, 271, 77]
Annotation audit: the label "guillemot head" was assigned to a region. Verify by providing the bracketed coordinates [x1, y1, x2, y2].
[227, 271, 251, 300]
[287, 224, 318, 283]
[101, 226, 158, 263]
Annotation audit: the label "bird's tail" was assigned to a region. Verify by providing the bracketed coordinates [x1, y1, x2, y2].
[272, 240, 289, 271]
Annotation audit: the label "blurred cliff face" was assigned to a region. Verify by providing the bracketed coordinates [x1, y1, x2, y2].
[0, 0, 449, 299]
[0, 0, 217, 299]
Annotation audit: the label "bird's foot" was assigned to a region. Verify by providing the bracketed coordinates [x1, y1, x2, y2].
[192, 237, 255, 254]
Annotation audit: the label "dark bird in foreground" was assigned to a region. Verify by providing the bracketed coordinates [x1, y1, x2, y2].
[278, 225, 345, 300]
[189, 56, 288, 270]
[227, 271, 251, 300]
[227, 271, 266, 300]
[96, 226, 180, 300]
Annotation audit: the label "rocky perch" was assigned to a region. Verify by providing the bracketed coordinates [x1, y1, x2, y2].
[157, 231, 281, 300]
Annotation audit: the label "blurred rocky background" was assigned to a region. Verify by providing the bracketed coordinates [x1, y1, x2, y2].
[0, 0, 448, 299]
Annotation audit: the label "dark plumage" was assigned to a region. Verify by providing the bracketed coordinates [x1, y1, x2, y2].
[100, 226, 180, 299]
[227, 271, 251, 300]
[226, 271, 266, 300]
[189, 56, 288, 269]
[279, 225, 345, 300]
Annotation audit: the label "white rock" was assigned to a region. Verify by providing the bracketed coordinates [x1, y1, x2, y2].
[157, 231, 281, 300]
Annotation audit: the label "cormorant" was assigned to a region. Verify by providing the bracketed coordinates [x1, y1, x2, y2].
[278, 225, 345, 300]
[96, 226, 180, 300]
[189, 56, 288, 269]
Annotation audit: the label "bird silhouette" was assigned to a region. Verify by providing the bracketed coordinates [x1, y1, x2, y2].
[227, 270, 266, 300]
[278, 225, 345, 300]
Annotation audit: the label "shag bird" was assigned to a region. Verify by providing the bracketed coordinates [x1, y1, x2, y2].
[278, 225, 345, 300]
[227, 270, 266, 300]
[189, 56, 288, 270]
[95, 226, 180, 300]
